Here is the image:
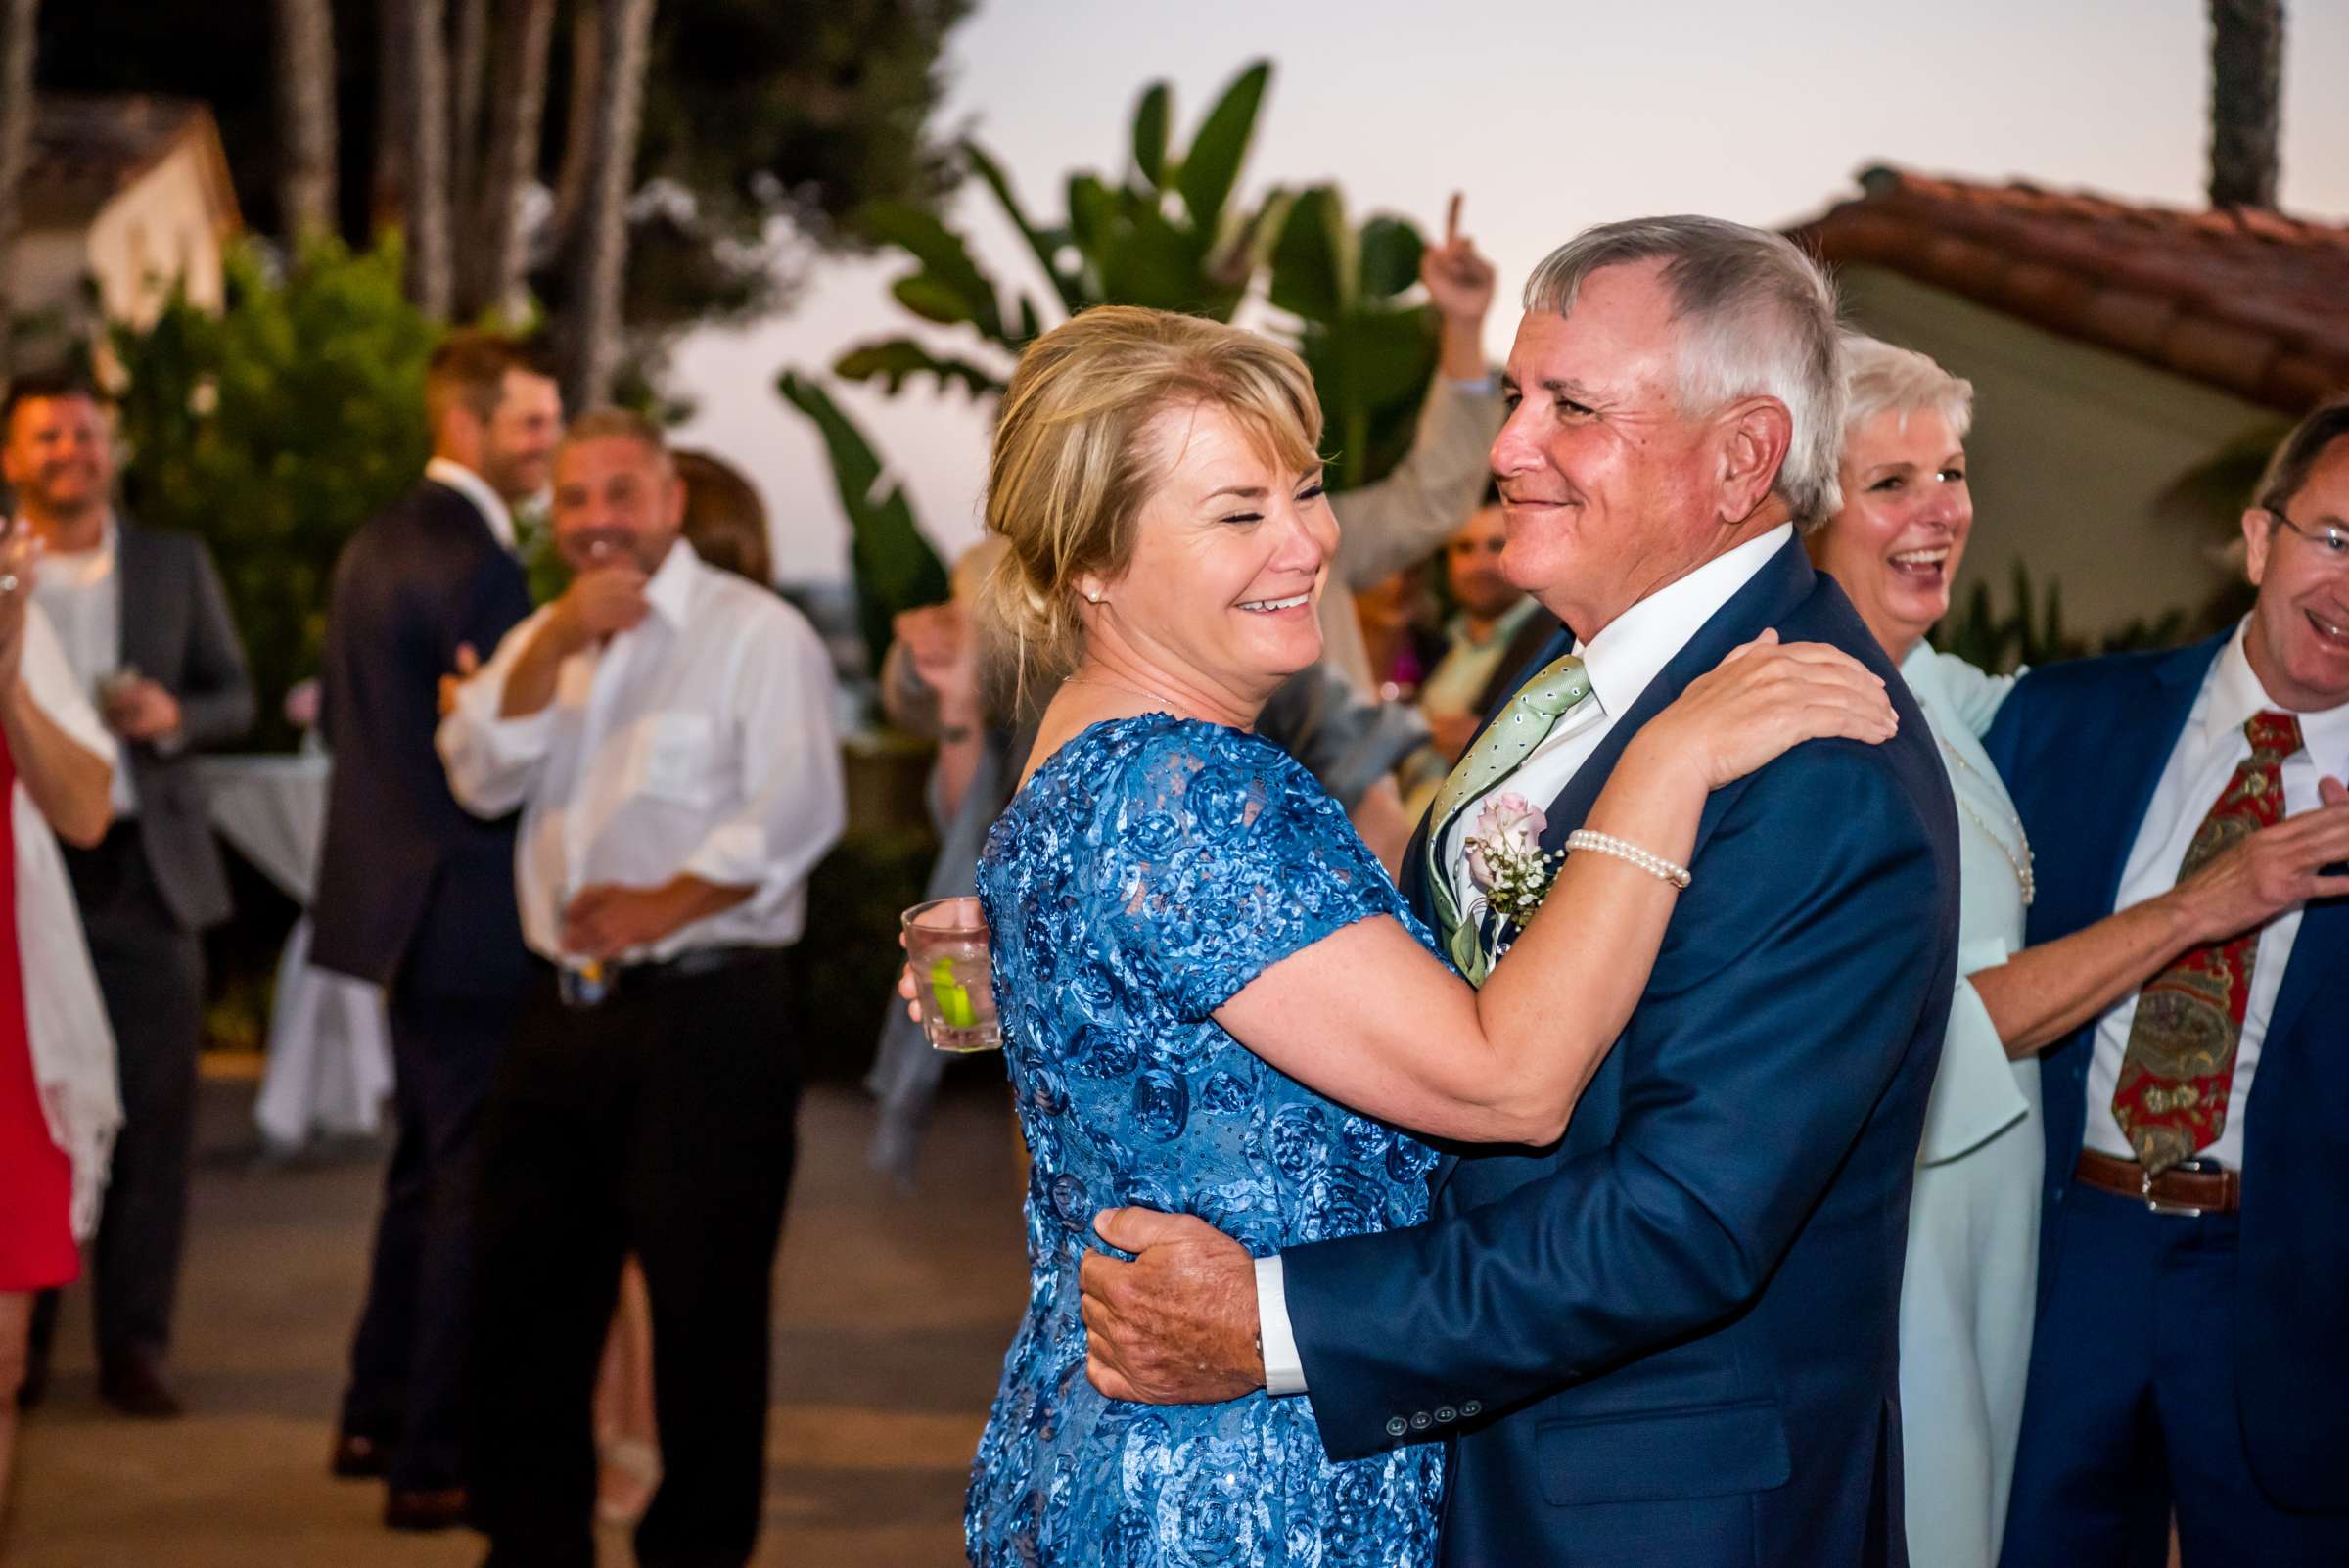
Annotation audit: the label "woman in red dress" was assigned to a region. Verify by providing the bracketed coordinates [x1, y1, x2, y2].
[0, 535, 115, 1525]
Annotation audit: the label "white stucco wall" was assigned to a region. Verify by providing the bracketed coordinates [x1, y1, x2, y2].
[1839, 265, 2282, 641]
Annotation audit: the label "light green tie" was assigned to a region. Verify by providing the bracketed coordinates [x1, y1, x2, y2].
[1426, 650, 1592, 980]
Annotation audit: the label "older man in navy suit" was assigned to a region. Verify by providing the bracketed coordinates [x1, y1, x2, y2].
[312, 332, 560, 1532]
[1081, 217, 1959, 1567]
[1990, 401, 2349, 1568]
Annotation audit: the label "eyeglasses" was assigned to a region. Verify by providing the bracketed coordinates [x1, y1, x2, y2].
[2270, 507, 2349, 572]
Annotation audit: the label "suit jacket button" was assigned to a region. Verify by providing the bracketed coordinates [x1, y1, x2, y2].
[1409, 1411, 1432, 1431]
[1460, 1400, 1482, 1417]
[1435, 1406, 1457, 1423]
[1385, 1416, 1408, 1438]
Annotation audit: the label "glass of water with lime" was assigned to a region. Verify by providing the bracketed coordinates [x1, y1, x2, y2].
[901, 897, 1000, 1053]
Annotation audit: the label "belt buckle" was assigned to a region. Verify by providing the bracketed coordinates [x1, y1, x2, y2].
[2141, 1157, 2214, 1219]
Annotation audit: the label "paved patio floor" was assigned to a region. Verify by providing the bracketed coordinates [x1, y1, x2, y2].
[8, 1066, 1029, 1567]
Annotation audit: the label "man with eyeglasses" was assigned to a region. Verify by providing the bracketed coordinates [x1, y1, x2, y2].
[1988, 398, 2349, 1565]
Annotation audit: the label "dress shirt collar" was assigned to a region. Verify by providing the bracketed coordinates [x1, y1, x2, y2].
[21, 509, 117, 578]
[1572, 523, 1794, 713]
[640, 536, 702, 628]
[2207, 617, 2349, 763]
[424, 456, 518, 553]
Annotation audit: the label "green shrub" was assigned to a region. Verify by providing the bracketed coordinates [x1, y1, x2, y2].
[111, 237, 439, 750]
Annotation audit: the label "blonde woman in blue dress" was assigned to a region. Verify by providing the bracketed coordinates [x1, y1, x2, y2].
[1810, 334, 2327, 1568]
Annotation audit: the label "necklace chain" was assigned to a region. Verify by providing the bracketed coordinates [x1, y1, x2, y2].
[1939, 735, 2035, 906]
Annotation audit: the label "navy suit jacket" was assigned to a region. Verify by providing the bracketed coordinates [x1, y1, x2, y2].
[1982, 630, 2349, 1512]
[310, 481, 533, 997]
[1280, 539, 1959, 1568]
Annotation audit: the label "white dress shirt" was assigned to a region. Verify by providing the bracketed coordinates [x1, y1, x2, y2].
[424, 456, 520, 554]
[15, 602, 123, 1238]
[1258, 524, 1795, 1397]
[2079, 621, 2349, 1169]
[25, 511, 137, 816]
[437, 538, 846, 964]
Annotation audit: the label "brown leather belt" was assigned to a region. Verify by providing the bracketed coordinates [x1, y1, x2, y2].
[2075, 1149, 2239, 1215]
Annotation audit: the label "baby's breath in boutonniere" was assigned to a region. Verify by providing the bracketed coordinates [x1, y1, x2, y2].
[1464, 792, 1563, 930]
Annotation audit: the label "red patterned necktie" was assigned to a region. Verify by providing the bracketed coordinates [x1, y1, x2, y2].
[2110, 709, 2304, 1175]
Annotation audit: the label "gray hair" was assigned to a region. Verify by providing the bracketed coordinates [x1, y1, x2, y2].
[1841, 333, 1973, 443]
[1524, 215, 1846, 529]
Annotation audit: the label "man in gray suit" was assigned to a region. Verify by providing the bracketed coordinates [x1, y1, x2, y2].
[6, 372, 254, 1417]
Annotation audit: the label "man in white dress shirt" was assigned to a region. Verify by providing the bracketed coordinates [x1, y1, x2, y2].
[1988, 401, 2349, 1565]
[439, 408, 844, 1568]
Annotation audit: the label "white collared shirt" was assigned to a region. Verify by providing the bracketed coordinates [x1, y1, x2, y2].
[424, 456, 520, 554]
[436, 538, 846, 963]
[2080, 621, 2349, 1169]
[1437, 524, 1795, 925]
[1259, 523, 1795, 1397]
[25, 511, 136, 815]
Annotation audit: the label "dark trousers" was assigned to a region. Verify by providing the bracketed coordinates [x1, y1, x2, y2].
[56, 823, 204, 1367]
[2001, 1185, 2349, 1568]
[471, 954, 801, 1568]
[339, 963, 521, 1489]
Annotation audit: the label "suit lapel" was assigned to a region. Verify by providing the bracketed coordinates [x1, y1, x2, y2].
[1427, 537, 1816, 1202]
[113, 516, 164, 676]
[1538, 537, 1817, 857]
[2094, 636, 2225, 915]
[2266, 895, 2347, 1065]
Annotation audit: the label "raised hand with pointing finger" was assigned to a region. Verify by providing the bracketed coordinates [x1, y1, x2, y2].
[1422, 192, 1497, 380]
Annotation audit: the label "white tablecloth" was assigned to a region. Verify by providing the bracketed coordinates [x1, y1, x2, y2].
[197, 754, 394, 1151]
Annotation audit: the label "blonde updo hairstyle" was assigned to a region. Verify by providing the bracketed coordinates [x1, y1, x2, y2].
[982, 305, 1324, 691]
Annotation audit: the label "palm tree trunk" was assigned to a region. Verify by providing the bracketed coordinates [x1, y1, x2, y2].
[0, 0, 39, 385]
[371, 0, 410, 234]
[2208, 0, 2283, 209]
[270, 0, 340, 244]
[402, 0, 453, 315]
[562, 0, 655, 408]
[545, 5, 601, 262]
[447, 0, 486, 227]
[459, 0, 553, 319]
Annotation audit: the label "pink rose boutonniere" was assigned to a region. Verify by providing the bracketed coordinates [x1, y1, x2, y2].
[1463, 792, 1563, 926]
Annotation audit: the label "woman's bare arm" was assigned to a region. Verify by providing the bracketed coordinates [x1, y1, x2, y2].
[1214, 639, 1897, 1144]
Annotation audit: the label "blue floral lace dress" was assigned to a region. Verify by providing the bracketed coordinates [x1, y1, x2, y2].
[965, 715, 1444, 1568]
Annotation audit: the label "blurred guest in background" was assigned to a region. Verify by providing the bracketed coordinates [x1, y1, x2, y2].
[674, 449, 774, 588]
[1350, 561, 1444, 700]
[443, 410, 844, 1568]
[1313, 195, 1506, 693]
[587, 445, 777, 1528]
[1416, 486, 1551, 761]
[6, 373, 253, 1421]
[1814, 344, 2349, 1568]
[313, 331, 561, 1531]
[0, 565, 116, 1522]
[1987, 399, 2349, 1568]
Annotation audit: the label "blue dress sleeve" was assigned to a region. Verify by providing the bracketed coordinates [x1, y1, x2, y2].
[1098, 722, 1398, 1020]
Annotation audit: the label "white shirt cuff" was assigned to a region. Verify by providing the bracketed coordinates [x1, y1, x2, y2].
[1255, 1254, 1308, 1398]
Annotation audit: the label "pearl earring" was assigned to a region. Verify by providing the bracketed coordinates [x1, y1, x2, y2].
[1084, 590, 1103, 604]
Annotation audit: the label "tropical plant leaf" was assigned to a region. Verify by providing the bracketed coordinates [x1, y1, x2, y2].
[1357, 215, 1424, 301]
[776, 370, 949, 671]
[858, 200, 1006, 341]
[1131, 81, 1170, 189]
[964, 141, 1085, 318]
[1175, 60, 1270, 232]
[833, 338, 1005, 399]
[1267, 186, 1346, 322]
[891, 274, 985, 328]
[1067, 173, 1117, 262]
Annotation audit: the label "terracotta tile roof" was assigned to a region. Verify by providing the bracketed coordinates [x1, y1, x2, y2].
[21, 94, 215, 227]
[1788, 164, 2349, 414]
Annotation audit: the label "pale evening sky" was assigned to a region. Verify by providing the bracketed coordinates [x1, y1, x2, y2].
[666, 0, 2349, 583]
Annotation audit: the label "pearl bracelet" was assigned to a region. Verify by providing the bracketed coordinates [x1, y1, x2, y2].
[1565, 829, 1692, 890]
